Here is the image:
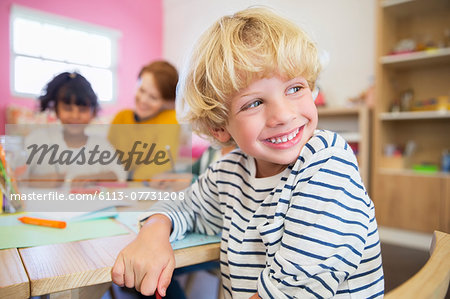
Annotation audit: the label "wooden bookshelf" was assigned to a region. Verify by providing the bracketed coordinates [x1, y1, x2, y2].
[372, 0, 450, 233]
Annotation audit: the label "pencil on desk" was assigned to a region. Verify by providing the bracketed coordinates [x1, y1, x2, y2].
[18, 216, 67, 229]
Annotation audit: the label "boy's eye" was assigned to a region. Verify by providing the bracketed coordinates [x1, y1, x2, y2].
[286, 86, 302, 95]
[243, 100, 262, 110]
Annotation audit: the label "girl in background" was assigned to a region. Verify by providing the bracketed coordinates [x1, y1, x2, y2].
[26, 72, 125, 187]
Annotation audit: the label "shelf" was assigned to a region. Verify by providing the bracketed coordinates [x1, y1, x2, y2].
[380, 48, 450, 69]
[378, 168, 449, 178]
[379, 110, 450, 120]
[317, 106, 361, 116]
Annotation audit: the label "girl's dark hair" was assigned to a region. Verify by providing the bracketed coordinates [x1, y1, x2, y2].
[39, 72, 99, 114]
[138, 61, 178, 101]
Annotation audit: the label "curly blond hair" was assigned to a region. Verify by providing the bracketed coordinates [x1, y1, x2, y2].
[179, 7, 321, 145]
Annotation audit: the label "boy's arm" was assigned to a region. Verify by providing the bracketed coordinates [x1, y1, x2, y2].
[112, 167, 222, 296]
[257, 148, 382, 298]
[139, 165, 223, 242]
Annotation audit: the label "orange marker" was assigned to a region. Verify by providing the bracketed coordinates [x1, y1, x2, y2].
[18, 216, 67, 229]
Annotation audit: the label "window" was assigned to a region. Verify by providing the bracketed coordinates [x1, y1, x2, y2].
[10, 5, 120, 102]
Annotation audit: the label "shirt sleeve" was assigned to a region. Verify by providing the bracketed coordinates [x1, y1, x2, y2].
[138, 165, 223, 242]
[257, 147, 371, 298]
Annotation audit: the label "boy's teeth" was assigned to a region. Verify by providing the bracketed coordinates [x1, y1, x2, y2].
[267, 128, 300, 144]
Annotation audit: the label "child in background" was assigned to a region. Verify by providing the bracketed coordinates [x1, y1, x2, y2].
[25, 72, 126, 187]
[112, 8, 384, 299]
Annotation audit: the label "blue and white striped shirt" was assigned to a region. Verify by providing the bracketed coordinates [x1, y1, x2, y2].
[143, 130, 384, 298]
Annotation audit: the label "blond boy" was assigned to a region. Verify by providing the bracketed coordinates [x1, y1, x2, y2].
[113, 8, 384, 299]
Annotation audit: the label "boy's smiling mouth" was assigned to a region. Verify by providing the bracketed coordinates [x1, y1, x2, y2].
[266, 127, 300, 144]
[264, 125, 305, 147]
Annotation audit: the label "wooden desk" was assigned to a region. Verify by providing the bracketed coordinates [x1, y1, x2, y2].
[0, 248, 30, 298]
[18, 231, 220, 298]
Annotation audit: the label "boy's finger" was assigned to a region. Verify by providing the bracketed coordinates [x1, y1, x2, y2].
[158, 260, 175, 297]
[111, 256, 125, 286]
[140, 272, 158, 296]
[134, 264, 147, 293]
[124, 258, 135, 288]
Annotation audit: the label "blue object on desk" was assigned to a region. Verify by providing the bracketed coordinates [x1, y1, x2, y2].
[172, 233, 221, 250]
[116, 211, 221, 250]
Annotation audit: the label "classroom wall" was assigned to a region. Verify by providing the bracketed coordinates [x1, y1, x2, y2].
[163, 0, 375, 108]
[0, 0, 163, 134]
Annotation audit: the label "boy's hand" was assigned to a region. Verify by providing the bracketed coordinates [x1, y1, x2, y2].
[112, 215, 174, 296]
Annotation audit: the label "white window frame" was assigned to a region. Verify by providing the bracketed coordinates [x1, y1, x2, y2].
[10, 4, 121, 103]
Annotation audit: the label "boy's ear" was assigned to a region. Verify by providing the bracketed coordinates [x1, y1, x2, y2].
[210, 127, 231, 143]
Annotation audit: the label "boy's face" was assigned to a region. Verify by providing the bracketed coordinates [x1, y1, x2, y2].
[214, 75, 318, 177]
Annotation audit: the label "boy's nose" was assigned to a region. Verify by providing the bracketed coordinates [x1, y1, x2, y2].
[266, 99, 295, 127]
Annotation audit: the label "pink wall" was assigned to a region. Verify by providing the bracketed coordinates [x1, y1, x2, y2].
[0, 0, 163, 134]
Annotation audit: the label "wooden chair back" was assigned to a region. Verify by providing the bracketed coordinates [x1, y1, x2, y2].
[385, 231, 450, 299]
